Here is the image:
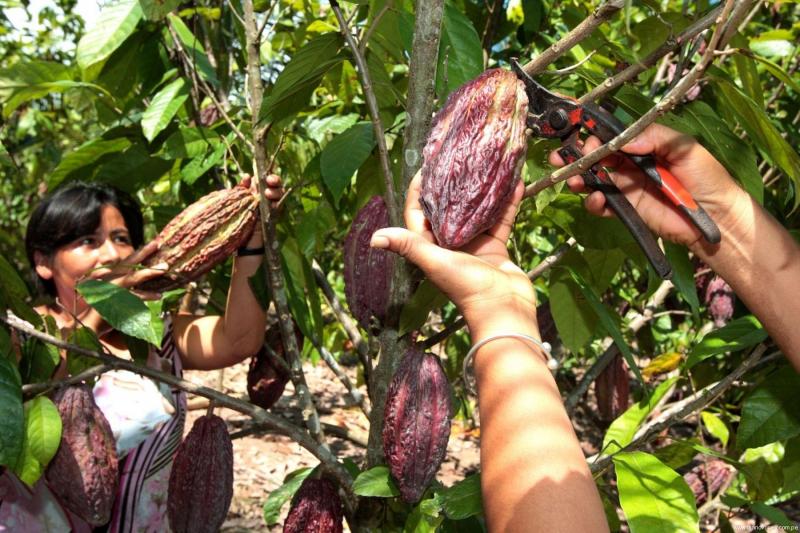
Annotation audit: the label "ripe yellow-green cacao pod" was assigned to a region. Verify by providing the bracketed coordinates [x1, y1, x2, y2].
[383, 347, 453, 503]
[343, 196, 391, 329]
[283, 477, 344, 533]
[167, 414, 234, 533]
[132, 179, 259, 291]
[46, 385, 119, 527]
[420, 68, 529, 249]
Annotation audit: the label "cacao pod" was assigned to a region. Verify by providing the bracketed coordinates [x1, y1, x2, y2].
[247, 322, 302, 409]
[46, 385, 119, 527]
[595, 354, 629, 422]
[168, 414, 233, 533]
[343, 196, 392, 329]
[705, 275, 735, 327]
[383, 347, 453, 503]
[283, 477, 344, 533]
[683, 459, 734, 506]
[420, 68, 529, 249]
[132, 180, 259, 292]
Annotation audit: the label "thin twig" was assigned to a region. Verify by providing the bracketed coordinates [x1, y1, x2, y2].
[358, 2, 392, 56]
[311, 338, 371, 417]
[540, 52, 597, 76]
[22, 364, 112, 397]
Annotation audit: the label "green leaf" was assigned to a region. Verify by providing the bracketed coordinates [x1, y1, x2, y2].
[685, 315, 767, 369]
[19, 339, 60, 384]
[67, 327, 105, 376]
[12, 396, 62, 486]
[653, 439, 702, 470]
[440, 473, 482, 520]
[180, 141, 225, 185]
[47, 137, 132, 189]
[320, 122, 376, 206]
[749, 54, 800, 94]
[141, 77, 188, 142]
[0, 356, 24, 467]
[0, 254, 39, 326]
[614, 451, 700, 533]
[737, 366, 800, 450]
[701, 411, 730, 448]
[262, 467, 313, 525]
[77, 280, 162, 346]
[549, 278, 595, 353]
[352, 466, 400, 497]
[603, 377, 678, 455]
[543, 194, 636, 250]
[157, 126, 221, 159]
[259, 33, 345, 125]
[400, 280, 450, 336]
[165, 14, 219, 87]
[712, 78, 800, 208]
[741, 442, 784, 501]
[663, 242, 699, 317]
[751, 502, 794, 527]
[437, 3, 483, 98]
[77, 0, 144, 71]
[139, 0, 181, 20]
[730, 35, 764, 108]
[749, 30, 796, 58]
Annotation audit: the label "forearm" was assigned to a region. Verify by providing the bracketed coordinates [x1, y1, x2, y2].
[470, 315, 608, 533]
[221, 253, 268, 355]
[693, 191, 800, 369]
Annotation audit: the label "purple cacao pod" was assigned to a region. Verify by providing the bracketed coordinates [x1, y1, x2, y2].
[247, 323, 301, 409]
[705, 276, 735, 327]
[283, 477, 344, 533]
[595, 354, 630, 422]
[46, 385, 119, 527]
[383, 347, 453, 503]
[343, 196, 392, 329]
[131, 180, 259, 292]
[167, 414, 234, 533]
[420, 68, 529, 249]
[683, 459, 734, 506]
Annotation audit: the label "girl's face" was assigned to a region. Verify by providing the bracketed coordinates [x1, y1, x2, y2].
[36, 204, 135, 313]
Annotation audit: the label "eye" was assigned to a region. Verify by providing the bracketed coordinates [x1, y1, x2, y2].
[114, 234, 132, 245]
[78, 236, 96, 246]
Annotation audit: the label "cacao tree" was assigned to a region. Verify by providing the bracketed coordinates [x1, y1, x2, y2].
[1, 0, 799, 531]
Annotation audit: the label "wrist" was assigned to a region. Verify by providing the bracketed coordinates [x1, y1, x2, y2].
[465, 296, 540, 342]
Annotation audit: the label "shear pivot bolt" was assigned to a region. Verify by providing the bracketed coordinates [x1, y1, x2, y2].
[549, 109, 568, 130]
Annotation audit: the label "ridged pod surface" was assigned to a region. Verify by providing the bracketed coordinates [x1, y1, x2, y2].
[595, 353, 630, 422]
[683, 459, 734, 506]
[343, 196, 391, 329]
[133, 180, 259, 291]
[46, 385, 119, 527]
[283, 478, 344, 533]
[167, 414, 233, 533]
[247, 323, 301, 409]
[705, 276, 735, 327]
[383, 347, 453, 503]
[420, 68, 529, 249]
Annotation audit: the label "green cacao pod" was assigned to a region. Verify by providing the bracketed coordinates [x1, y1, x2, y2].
[45, 385, 119, 527]
[132, 179, 259, 291]
[343, 196, 391, 329]
[167, 414, 234, 533]
[283, 477, 344, 533]
[383, 347, 453, 503]
[420, 68, 529, 249]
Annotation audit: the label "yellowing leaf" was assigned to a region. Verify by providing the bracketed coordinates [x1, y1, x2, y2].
[642, 352, 683, 381]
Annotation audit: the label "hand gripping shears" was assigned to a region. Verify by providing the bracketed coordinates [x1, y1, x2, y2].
[511, 59, 720, 279]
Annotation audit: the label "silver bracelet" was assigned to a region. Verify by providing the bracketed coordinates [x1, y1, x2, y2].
[462, 333, 557, 395]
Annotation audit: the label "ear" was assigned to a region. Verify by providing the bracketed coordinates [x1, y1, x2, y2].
[33, 251, 54, 280]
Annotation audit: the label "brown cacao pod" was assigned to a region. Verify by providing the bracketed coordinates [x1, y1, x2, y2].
[283, 477, 344, 533]
[595, 354, 630, 422]
[683, 459, 734, 506]
[132, 179, 259, 292]
[343, 196, 392, 329]
[167, 414, 234, 533]
[45, 385, 119, 527]
[247, 322, 302, 409]
[383, 347, 453, 503]
[420, 68, 529, 249]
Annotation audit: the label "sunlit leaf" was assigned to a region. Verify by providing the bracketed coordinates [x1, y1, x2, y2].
[320, 122, 376, 206]
[603, 377, 678, 455]
[47, 138, 132, 188]
[11, 396, 62, 486]
[352, 466, 400, 497]
[77, 280, 162, 346]
[77, 0, 143, 71]
[262, 467, 313, 525]
[685, 315, 766, 369]
[141, 77, 188, 142]
[737, 366, 800, 450]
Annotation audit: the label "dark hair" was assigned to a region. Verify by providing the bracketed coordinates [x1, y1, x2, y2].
[25, 181, 144, 296]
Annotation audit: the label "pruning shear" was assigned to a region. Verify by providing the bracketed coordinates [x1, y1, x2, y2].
[511, 59, 721, 280]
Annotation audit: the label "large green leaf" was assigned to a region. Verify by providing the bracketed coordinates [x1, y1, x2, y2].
[0, 356, 24, 468]
[320, 122, 376, 206]
[12, 396, 62, 486]
[603, 377, 678, 455]
[157, 126, 221, 159]
[180, 142, 226, 185]
[77, 0, 144, 71]
[549, 277, 595, 353]
[440, 473, 482, 520]
[436, 3, 483, 98]
[262, 467, 313, 525]
[352, 466, 400, 497]
[141, 77, 188, 142]
[281, 238, 323, 343]
[77, 280, 162, 346]
[47, 137, 132, 188]
[19, 338, 60, 385]
[737, 366, 800, 450]
[140, 0, 181, 20]
[165, 14, 219, 87]
[663, 242, 699, 317]
[0, 254, 39, 326]
[259, 33, 345, 125]
[685, 315, 767, 369]
[614, 451, 700, 533]
[741, 442, 784, 501]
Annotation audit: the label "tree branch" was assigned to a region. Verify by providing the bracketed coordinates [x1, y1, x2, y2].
[310, 338, 371, 417]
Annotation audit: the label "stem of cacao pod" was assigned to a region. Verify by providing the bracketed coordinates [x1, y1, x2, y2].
[241, 0, 325, 448]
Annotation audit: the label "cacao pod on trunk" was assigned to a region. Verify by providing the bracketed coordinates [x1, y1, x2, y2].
[283, 477, 344, 533]
[383, 347, 453, 503]
[247, 322, 301, 409]
[168, 414, 234, 533]
[46, 385, 119, 527]
[343, 196, 391, 329]
[683, 459, 734, 506]
[420, 68, 529, 249]
[131, 180, 259, 292]
[705, 275, 735, 327]
[595, 353, 629, 422]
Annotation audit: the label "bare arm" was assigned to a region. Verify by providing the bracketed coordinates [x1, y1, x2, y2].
[371, 174, 608, 532]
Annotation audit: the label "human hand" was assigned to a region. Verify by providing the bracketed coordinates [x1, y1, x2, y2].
[244, 173, 285, 248]
[549, 124, 747, 248]
[89, 241, 166, 301]
[370, 172, 538, 341]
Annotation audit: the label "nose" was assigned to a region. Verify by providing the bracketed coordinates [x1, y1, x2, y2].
[97, 238, 123, 266]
